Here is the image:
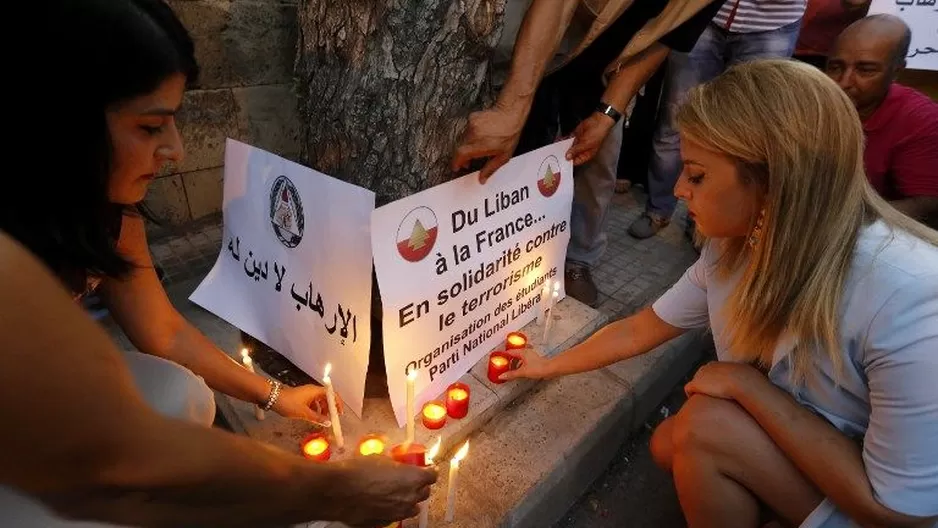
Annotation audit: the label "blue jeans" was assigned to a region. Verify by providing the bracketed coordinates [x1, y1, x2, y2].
[646, 20, 801, 218]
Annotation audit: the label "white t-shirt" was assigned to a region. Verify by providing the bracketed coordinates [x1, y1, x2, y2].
[653, 220, 938, 527]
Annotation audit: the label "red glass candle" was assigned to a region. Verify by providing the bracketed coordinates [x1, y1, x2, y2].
[421, 401, 447, 429]
[300, 433, 331, 462]
[488, 351, 513, 384]
[446, 382, 471, 419]
[357, 434, 387, 456]
[390, 442, 427, 466]
[506, 331, 528, 351]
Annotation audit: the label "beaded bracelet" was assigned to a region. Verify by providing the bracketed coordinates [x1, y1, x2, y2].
[262, 380, 283, 411]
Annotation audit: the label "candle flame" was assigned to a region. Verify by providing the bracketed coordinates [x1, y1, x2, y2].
[491, 356, 509, 368]
[507, 334, 526, 346]
[426, 437, 442, 464]
[303, 437, 329, 456]
[552, 290, 559, 299]
[358, 437, 386, 456]
[423, 403, 447, 420]
[553, 280, 560, 292]
[407, 367, 418, 382]
[453, 440, 469, 463]
[240, 348, 249, 359]
[323, 363, 332, 380]
[449, 387, 469, 401]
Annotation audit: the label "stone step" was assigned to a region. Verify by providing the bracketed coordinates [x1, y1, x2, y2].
[295, 330, 711, 528]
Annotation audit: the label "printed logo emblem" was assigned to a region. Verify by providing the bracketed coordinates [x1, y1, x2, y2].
[536, 155, 562, 198]
[269, 176, 304, 248]
[396, 206, 438, 262]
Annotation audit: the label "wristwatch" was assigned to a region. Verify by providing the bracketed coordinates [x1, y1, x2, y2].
[596, 101, 623, 123]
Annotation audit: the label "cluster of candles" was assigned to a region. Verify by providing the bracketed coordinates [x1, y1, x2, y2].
[247, 323, 554, 524]
[487, 330, 528, 384]
[301, 432, 470, 525]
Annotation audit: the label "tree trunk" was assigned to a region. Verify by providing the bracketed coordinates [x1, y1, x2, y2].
[296, 0, 506, 205]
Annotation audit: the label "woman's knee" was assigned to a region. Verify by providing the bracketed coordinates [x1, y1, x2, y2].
[123, 351, 216, 426]
[160, 365, 216, 426]
[671, 394, 750, 456]
[650, 417, 677, 471]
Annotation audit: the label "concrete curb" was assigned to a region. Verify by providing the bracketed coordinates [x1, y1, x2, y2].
[144, 278, 711, 528]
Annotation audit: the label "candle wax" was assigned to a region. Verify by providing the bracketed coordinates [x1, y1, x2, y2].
[449, 388, 468, 401]
[491, 356, 509, 368]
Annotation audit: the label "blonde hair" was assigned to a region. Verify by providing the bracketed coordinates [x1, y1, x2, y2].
[675, 59, 938, 382]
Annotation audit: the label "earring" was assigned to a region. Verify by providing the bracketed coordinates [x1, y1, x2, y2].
[748, 208, 766, 248]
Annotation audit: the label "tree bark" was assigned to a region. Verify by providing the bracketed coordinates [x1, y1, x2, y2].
[296, 0, 506, 205]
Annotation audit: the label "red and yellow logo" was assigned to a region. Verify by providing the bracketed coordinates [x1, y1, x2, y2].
[537, 155, 562, 197]
[396, 206, 438, 263]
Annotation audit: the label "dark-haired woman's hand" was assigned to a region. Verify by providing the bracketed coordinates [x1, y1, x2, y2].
[272, 384, 338, 425]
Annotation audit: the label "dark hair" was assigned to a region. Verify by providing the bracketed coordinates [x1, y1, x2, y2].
[3, 0, 197, 293]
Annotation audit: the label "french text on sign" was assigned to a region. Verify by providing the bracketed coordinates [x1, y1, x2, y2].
[372, 139, 573, 426]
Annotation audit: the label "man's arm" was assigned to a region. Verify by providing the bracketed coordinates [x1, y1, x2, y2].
[567, 0, 722, 165]
[566, 43, 669, 165]
[0, 231, 435, 527]
[452, 0, 579, 181]
[889, 110, 938, 228]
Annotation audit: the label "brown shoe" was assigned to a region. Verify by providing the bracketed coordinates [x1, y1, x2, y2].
[628, 212, 670, 239]
[565, 266, 599, 307]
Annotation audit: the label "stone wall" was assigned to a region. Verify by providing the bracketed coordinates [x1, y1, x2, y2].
[146, 0, 301, 234]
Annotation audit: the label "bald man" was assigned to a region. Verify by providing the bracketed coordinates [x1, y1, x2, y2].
[827, 15, 938, 227]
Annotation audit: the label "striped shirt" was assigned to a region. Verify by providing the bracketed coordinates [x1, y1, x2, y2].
[713, 0, 807, 33]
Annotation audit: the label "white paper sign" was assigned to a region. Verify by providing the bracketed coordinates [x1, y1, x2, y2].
[191, 139, 375, 416]
[372, 139, 574, 426]
[869, 0, 938, 71]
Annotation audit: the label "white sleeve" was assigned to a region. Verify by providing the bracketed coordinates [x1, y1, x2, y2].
[652, 243, 711, 329]
[862, 276, 938, 518]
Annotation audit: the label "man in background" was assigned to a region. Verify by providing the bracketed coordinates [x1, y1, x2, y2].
[628, 0, 807, 240]
[827, 15, 938, 226]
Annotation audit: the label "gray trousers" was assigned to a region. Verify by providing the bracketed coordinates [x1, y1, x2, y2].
[566, 119, 624, 269]
[0, 351, 215, 527]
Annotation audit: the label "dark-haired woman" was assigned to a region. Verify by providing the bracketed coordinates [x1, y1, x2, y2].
[2, 0, 334, 426]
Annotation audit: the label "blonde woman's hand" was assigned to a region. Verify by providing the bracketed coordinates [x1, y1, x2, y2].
[683, 362, 764, 401]
[498, 347, 553, 381]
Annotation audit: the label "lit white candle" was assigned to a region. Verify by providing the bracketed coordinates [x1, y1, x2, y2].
[444, 441, 470, 523]
[542, 288, 560, 345]
[418, 437, 442, 528]
[537, 283, 551, 325]
[322, 363, 344, 449]
[405, 367, 417, 445]
[240, 349, 265, 421]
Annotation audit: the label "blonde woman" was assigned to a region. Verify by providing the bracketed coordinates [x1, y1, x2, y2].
[503, 60, 938, 528]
